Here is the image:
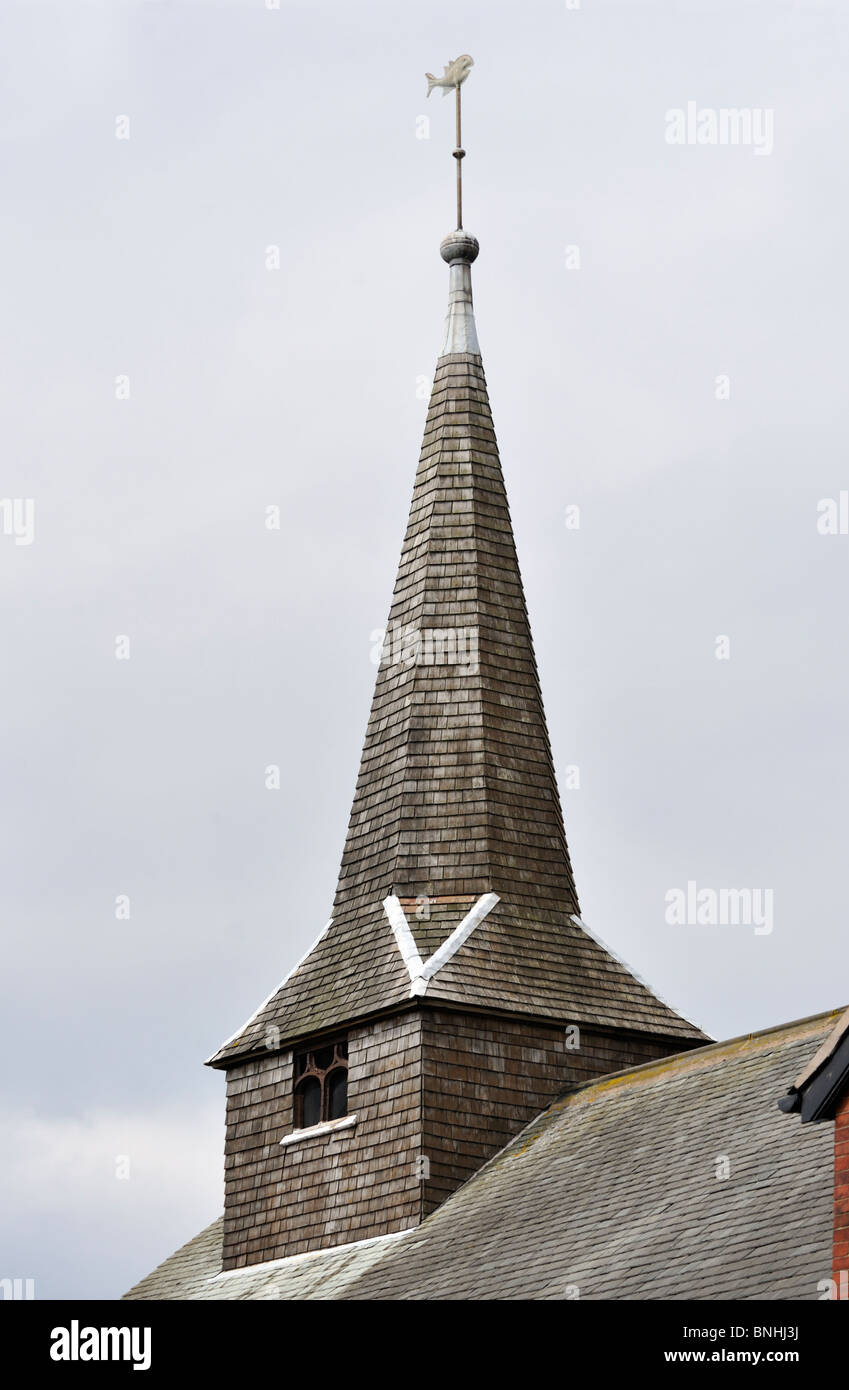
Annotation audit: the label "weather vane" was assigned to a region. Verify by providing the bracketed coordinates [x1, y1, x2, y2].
[425, 55, 475, 230]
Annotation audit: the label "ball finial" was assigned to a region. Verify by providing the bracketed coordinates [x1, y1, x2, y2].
[440, 231, 480, 265]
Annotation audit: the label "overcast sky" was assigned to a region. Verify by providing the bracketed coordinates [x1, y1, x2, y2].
[2, 0, 848, 1300]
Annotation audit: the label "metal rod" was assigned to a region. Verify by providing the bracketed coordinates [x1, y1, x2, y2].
[455, 82, 463, 228]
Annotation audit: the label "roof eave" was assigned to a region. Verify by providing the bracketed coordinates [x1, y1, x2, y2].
[205, 992, 709, 1070]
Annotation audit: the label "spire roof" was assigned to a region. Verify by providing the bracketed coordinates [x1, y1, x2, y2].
[208, 227, 704, 1067]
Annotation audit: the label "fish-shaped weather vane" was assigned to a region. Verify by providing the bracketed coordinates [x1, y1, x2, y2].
[425, 54, 474, 98]
[424, 55, 475, 230]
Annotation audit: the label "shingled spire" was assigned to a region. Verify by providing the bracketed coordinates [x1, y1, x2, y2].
[199, 66, 710, 1272]
[209, 238, 701, 1067]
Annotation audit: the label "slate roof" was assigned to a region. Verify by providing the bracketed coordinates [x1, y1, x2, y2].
[126, 1008, 840, 1300]
[209, 270, 703, 1063]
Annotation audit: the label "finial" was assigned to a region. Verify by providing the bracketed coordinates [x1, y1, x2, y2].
[425, 55, 474, 230]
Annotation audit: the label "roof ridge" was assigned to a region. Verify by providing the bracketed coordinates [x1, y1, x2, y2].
[552, 1004, 847, 1105]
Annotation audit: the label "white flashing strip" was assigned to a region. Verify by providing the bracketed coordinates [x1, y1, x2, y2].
[420, 892, 499, 980]
[383, 895, 425, 982]
[280, 1113, 357, 1147]
[213, 1228, 410, 1282]
[205, 917, 334, 1062]
[384, 892, 500, 996]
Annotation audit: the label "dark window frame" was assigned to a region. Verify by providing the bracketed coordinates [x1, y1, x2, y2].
[293, 1037, 348, 1128]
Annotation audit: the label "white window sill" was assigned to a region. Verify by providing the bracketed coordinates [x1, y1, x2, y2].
[280, 1114, 357, 1147]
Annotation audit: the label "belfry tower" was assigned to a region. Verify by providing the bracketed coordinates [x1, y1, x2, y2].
[208, 60, 704, 1270]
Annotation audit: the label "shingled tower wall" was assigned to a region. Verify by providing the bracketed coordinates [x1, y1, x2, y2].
[210, 230, 705, 1270]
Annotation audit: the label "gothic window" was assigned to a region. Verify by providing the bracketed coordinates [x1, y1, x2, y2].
[293, 1038, 348, 1128]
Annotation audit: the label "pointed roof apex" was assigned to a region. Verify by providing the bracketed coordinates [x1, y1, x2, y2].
[439, 231, 480, 357]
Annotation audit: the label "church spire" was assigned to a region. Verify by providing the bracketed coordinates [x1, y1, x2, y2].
[208, 61, 701, 1068]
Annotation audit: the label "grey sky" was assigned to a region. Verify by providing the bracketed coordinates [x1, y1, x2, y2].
[2, 0, 848, 1298]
